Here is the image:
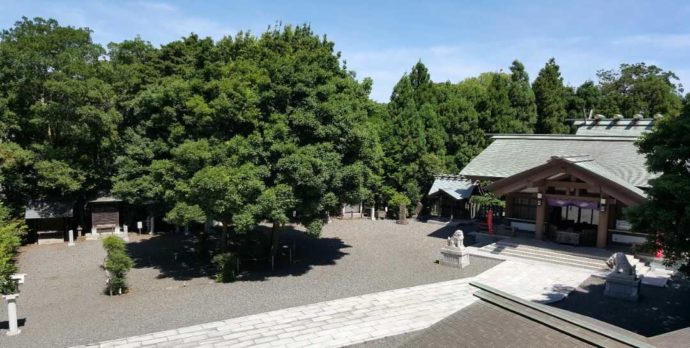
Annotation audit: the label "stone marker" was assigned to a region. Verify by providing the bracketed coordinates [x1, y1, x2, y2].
[68, 229, 75, 246]
[604, 252, 640, 301]
[86, 226, 99, 240]
[123, 225, 129, 242]
[3, 294, 20, 335]
[440, 230, 470, 268]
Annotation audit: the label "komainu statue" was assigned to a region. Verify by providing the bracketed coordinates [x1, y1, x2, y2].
[604, 252, 640, 301]
[447, 230, 465, 250]
[440, 230, 469, 268]
[605, 252, 636, 277]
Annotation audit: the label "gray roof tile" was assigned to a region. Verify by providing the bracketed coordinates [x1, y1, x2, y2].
[428, 176, 476, 200]
[460, 135, 653, 188]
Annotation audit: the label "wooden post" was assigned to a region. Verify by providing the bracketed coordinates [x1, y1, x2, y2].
[597, 195, 609, 248]
[535, 188, 546, 240]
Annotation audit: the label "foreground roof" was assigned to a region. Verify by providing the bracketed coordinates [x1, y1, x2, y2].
[397, 282, 654, 348]
[573, 119, 655, 137]
[460, 135, 653, 188]
[427, 175, 476, 200]
[25, 201, 74, 219]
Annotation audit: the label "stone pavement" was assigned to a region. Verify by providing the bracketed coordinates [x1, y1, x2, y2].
[75, 260, 593, 348]
[473, 259, 593, 303]
[75, 277, 478, 348]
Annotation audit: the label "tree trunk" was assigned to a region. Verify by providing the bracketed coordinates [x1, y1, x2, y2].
[221, 222, 229, 252]
[270, 222, 281, 257]
[397, 204, 408, 225]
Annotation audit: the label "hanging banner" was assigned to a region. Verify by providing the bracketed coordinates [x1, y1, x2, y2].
[546, 198, 598, 210]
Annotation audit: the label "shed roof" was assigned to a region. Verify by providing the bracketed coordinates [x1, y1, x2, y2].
[460, 135, 653, 188]
[573, 119, 655, 137]
[427, 175, 476, 200]
[25, 201, 74, 219]
[88, 196, 122, 203]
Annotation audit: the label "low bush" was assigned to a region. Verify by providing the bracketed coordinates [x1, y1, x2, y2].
[0, 203, 26, 295]
[212, 252, 238, 283]
[102, 235, 134, 295]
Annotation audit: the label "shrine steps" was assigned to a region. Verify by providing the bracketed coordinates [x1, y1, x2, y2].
[477, 240, 609, 271]
[475, 240, 676, 287]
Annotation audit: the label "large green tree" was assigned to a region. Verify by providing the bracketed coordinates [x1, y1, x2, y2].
[382, 62, 445, 204]
[0, 18, 121, 210]
[110, 25, 381, 254]
[627, 109, 690, 273]
[533, 58, 569, 134]
[597, 63, 683, 118]
[508, 60, 537, 133]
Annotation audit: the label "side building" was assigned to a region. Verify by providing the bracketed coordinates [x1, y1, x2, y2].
[460, 118, 655, 248]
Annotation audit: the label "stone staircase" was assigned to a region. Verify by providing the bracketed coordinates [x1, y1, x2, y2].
[475, 240, 675, 287]
[477, 240, 609, 271]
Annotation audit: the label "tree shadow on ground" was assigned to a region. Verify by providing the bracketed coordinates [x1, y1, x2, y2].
[550, 276, 690, 336]
[535, 283, 576, 303]
[0, 318, 26, 330]
[126, 233, 216, 281]
[235, 225, 350, 282]
[126, 225, 350, 282]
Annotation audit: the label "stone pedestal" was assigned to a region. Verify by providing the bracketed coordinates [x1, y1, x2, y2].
[604, 273, 640, 301]
[3, 294, 20, 336]
[440, 247, 470, 268]
[86, 227, 99, 240]
[440, 230, 470, 269]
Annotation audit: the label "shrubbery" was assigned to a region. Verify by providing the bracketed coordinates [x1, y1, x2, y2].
[212, 252, 238, 283]
[0, 204, 26, 295]
[102, 235, 133, 295]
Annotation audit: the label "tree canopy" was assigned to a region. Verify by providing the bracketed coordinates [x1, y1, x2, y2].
[0, 17, 686, 259]
[628, 104, 690, 273]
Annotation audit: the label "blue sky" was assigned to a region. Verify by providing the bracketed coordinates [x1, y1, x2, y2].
[1, 0, 689, 101]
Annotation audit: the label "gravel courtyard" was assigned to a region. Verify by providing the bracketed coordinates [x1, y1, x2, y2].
[0, 219, 499, 348]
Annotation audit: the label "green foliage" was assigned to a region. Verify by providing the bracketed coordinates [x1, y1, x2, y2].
[102, 235, 133, 295]
[597, 63, 682, 117]
[533, 58, 569, 134]
[627, 110, 690, 273]
[470, 192, 505, 208]
[0, 17, 122, 203]
[212, 252, 238, 282]
[0, 205, 26, 295]
[1, 16, 687, 266]
[508, 60, 538, 133]
[388, 192, 411, 208]
[305, 219, 324, 238]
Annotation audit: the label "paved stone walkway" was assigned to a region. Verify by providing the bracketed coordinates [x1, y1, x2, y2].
[474, 259, 593, 303]
[76, 278, 478, 348]
[76, 259, 593, 348]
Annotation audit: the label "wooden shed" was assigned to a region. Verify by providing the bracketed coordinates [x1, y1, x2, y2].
[24, 201, 75, 244]
[88, 196, 123, 233]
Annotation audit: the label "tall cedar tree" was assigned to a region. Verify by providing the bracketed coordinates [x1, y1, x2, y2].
[533, 58, 569, 134]
[508, 60, 537, 133]
[383, 62, 445, 204]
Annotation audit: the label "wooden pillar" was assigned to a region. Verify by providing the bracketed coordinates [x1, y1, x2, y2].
[597, 195, 609, 248]
[534, 188, 546, 240]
